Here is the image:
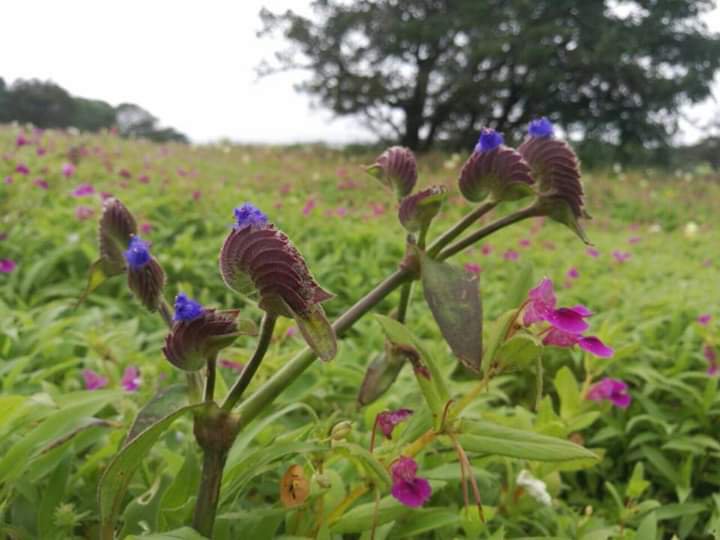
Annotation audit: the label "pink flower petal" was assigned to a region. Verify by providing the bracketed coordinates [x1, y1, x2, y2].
[546, 307, 589, 334]
[578, 336, 614, 358]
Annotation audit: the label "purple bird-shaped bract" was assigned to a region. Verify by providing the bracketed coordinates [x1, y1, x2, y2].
[459, 143, 534, 203]
[98, 197, 138, 274]
[220, 224, 332, 318]
[367, 146, 417, 199]
[398, 185, 447, 233]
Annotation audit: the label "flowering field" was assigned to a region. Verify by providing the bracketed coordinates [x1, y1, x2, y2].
[1, 124, 719, 540]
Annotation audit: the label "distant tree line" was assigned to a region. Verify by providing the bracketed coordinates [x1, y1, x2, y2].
[0, 77, 188, 143]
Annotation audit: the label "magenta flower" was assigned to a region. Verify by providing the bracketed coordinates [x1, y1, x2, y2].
[0, 259, 17, 273]
[390, 457, 432, 508]
[140, 222, 152, 235]
[698, 314, 711, 325]
[119, 168, 132, 179]
[566, 267, 579, 279]
[16, 133, 28, 147]
[121, 366, 141, 392]
[219, 359, 245, 372]
[504, 249, 519, 261]
[586, 247, 600, 258]
[62, 162, 76, 178]
[523, 278, 590, 333]
[376, 409, 413, 440]
[518, 238, 531, 248]
[302, 197, 316, 216]
[543, 327, 614, 357]
[3, 176, 11, 185]
[36, 147, 46, 156]
[72, 183, 95, 197]
[335, 207, 348, 218]
[75, 206, 94, 220]
[15, 164, 29, 175]
[192, 190, 201, 201]
[83, 369, 108, 390]
[481, 244, 492, 256]
[586, 378, 631, 408]
[138, 174, 150, 184]
[286, 326, 298, 338]
[464, 262, 482, 275]
[704, 345, 718, 376]
[33, 178, 49, 190]
[613, 250, 631, 263]
[628, 236, 641, 245]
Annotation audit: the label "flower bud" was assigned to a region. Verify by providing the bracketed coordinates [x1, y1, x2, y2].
[220, 204, 337, 361]
[330, 420, 353, 441]
[517, 119, 589, 242]
[125, 236, 166, 312]
[98, 197, 138, 275]
[459, 128, 534, 203]
[163, 308, 245, 371]
[398, 186, 447, 234]
[366, 146, 417, 199]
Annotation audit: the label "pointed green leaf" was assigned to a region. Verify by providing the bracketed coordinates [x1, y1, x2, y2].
[331, 442, 391, 489]
[291, 304, 337, 362]
[420, 252, 482, 372]
[99, 402, 204, 537]
[357, 350, 406, 407]
[481, 309, 519, 376]
[495, 332, 542, 369]
[125, 527, 208, 539]
[77, 259, 121, 306]
[459, 419, 598, 462]
[126, 385, 188, 444]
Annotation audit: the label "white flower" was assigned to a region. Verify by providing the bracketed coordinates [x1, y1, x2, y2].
[516, 469, 551, 506]
[648, 223, 662, 234]
[684, 221, 699, 238]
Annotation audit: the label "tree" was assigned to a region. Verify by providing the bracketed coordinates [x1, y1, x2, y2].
[259, 0, 720, 153]
[72, 97, 116, 132]
[5, 79, 76, 128]
[115, 103, 188, 143]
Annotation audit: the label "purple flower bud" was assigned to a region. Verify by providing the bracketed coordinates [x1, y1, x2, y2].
[528, 117, 555, 138]
[474, 128, 504, 153]
[398, 186, 447, 233]
[124, 236, 165, 312]
[234, 202, 268, 230]
[376, 409, 413, 440]
[72, 183, 94, 197]
[98, 197, 138, 274]
[83, 369, 108, 391]
[390, 457, 432, 508]
[367, 146, 417, 199]
[0, 259, 16, 273]
[459, 137, 534, 203]
[163, 309, 246, 371]
[586, 378, 631, 408]
[121, 366, 141, 392]
[173, 292, 203, 321]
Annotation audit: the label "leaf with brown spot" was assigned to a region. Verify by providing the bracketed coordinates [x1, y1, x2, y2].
[280, 464, 310, 508]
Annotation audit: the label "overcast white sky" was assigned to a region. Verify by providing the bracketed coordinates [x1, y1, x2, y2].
[2, 1, 719, 144]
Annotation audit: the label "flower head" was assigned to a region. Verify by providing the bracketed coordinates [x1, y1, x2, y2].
[376, 409, 413, 440]
[704, 345, 718, 376]
[543, 328, 614, 358]
[366, 146, 417, 199]
[72, 183, 94, 197]
[121, 366, 141, 392]
[523, 278, 590, 333]
[124, 236, 151, 269]
[613, 250, 631, 263]
[398, 186, 447, 233]
[474, 128, 504, 153]
[698, 314, 711, 326]
[75, 206, 94, 220]
[83, 369, 108, 391]
[528, 117, 554, 138]
[62, 162, 76, 178]
[16, 133, 28, 147]
[33, 178, 48, 189]
[234, 203, 268, 230]
[173, 292, 203, 321]
[15, 164, 29, 175]
[586, 378, 631, 408]
[0, 259, 17, 273]
[390, 457, 432, 508]
[464, 262, 482, 275]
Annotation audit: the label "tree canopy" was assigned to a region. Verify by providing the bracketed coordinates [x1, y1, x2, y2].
[0, 78, 187, 143]
[260, 0, 720, 153]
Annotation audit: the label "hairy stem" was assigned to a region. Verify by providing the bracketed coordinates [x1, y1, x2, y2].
[221, 313, 277, 411]
[396, 282, 413, 323]
[191, 447, 228, 537]
[205, 357, 217, 402]
[437, 205, 539, 261]
[233, 268, 412, 431]
[426, 200, 497, 257]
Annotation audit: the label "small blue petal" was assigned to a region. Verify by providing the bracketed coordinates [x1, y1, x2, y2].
[233, 202, 268, 230]
[124, 236, 151, 269]
[474, 128, 504, 153]
[173, 292, 203, 321]
[528, 117, 554, 138]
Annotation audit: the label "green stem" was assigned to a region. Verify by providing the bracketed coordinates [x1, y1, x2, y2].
[191, 447, 228, 537]
[396, 282, 413, 323]
[426, 200, 497, 257]
[437, 205, 539, 261]
[221, 313, 277, 411]
[232, 268, 412, 431]
[205, 357, 217, 402]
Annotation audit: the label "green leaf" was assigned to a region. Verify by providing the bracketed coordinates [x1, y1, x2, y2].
[506, 263, 534, 309]
[420, 252, 482, 372]
[331, 442, 391, 489]
[554, 367, 581, 420]
[627, 462, 650, 499]
[641, 446, 682, 486]
[635, 512, 657, 540]
[126, 385, 189, 443]
[98, 401, 204, 537]
[495, 332, 542, 369]
[459, 419, 598, 462]
[125, 527, 208, 539]
[357, 350, 406, 407]
[330, 495, 409, 534]
[77, 258, 121, 306]
[390, 508, 459, 537]
[481, 309, 519, 376]
[291, 303, 337, 362]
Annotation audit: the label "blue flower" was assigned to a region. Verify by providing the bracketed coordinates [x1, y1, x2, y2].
[234, 203, 268, 230]
[528, 117, 554, 138]
[474, 128, 504, 153]
[173, 292, 203, 321]
[124, 236, 151, 269]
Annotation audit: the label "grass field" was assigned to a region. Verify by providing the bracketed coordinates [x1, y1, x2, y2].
[1, 125, 719, 539]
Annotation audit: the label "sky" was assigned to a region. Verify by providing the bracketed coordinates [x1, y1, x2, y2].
[2, 1, 719, 145]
